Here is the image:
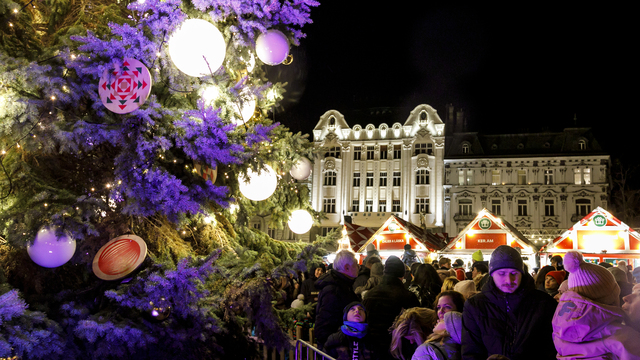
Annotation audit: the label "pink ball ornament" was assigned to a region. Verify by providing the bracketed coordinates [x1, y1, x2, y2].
[27, 227, 76, 268]
[255, 30, 290, 66]
[289, 157, 312, 180]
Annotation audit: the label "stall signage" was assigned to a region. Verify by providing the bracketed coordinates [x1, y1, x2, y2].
[577, 230, 625, 251]
[465, 233, 507, 249]
[378, 235, 407, 250]
[593, 215, 607, 227]
[478, 218, 492, 230]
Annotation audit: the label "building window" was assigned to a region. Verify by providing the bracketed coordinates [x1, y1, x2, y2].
[491, 199, 501, 215]
[324, 171, 336, 186]
[268, 228, 276, 238]
[325, 146, 340, 158]
[380, 145, 388, 159]
[393, 145, 402, 159]
[427, 143, 433, 155]
[459, 169, 474, 185]
[366, 172, 374, 187]
[353, 173, 360, 187]
[576, 199, 592, 216]
[574, 168, 591, 185]
[367, 146, 375, 160]
[545, 199, 555, 216]
[415, 143, 427, 155]
[544, 169, 554, 185]
[462, 143, 470, 154]
[323, 198, 336, 213]
[352, 200, 359, 212]
[578, 139, 586, 150]
[392, 200, 401, 212]
[379, 172, 387, 187]
[321, 227, 336, 237]
[416, 169, 430, 185]
[492, 170, 500, 185]
[393, 172, 401, 186]
[252, 223, 261, 230]
[415, 198, 429, 213]
[354, 147, 362, 160]
[379, 200, 387, 212]
[517, 199, 528, 216]
[517, 170, 527, 185]
[365, 200, 373, 212]
[459, 199, 472, 215]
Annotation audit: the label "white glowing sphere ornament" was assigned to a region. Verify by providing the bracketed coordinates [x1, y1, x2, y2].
[289, 157, 312, 180]
[288, 210, 313, 234]
[238, 165, 278, 201]
[233, 95, 256, 125]
[168, 19, 226, 77]
[27, 226, 76, 268]
[255, 30, 290, 66]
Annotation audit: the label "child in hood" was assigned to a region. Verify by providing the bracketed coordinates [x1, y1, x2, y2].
[411, 311, 463, 360]
[552, 251, 640, 359]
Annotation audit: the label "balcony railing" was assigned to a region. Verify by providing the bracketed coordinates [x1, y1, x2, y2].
[453, 213, 475, 222]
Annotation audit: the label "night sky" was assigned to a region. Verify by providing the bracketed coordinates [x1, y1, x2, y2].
[269, 3, 634, 162]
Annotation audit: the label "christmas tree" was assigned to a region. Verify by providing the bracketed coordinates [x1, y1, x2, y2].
[0, 0, 330, 359]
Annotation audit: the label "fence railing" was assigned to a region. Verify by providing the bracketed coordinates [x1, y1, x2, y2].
[294, 339, 336, 360]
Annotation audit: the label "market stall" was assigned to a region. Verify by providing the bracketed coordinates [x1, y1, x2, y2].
[540, 207, 640, 268]
[355, 215, 448, 263]
[442, 208, 539, 272]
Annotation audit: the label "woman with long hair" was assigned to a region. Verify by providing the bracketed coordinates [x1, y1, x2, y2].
[389, 307, 439, 360]
[441, 277, 459, 293]
[408, 264, 443, 307]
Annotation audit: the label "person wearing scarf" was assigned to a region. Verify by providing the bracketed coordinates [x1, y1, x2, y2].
[324, 301, 380, 360]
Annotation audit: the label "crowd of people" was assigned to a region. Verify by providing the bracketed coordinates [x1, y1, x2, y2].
[282, 244, 640, 360]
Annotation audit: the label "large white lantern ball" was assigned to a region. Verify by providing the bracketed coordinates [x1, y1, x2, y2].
[289, 157, 312, 180]
[238, 165, 278, 201]
[255, 30, 290, 66]
[169, 19, 226, 77]
[27, 226, 76, 268]
[288, 210, 314, 234]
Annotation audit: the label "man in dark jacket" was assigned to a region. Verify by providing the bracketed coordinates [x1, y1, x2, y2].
[461, 245, 557, 360]
[315, 250, 360, 350]
[353, 256, 381, 292]
[363, 255, 420, 359]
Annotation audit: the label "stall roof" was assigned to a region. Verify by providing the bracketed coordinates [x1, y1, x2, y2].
[356, 215, 448, 253]
[445, 208, 539, 252]
[344, 222, 378, 253]
[541, 207, 640, 253]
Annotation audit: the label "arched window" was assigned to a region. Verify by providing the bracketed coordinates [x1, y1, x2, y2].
[462, 143, 470, 154]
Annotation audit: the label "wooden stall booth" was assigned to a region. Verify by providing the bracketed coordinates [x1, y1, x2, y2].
[540, 207, 640, 269]
[442, 208, 539, 272]
[355, 215, 448, 263]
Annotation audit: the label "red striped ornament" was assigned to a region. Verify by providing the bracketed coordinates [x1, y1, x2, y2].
[93, 234, 147, 280]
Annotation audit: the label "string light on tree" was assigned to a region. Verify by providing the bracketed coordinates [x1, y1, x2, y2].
[168, 19, 226, 77]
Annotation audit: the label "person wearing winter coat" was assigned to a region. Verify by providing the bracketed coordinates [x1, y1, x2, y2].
[363, 244, 381, 267]
[544, 270, 566, 298]
[461, 245, 558, 360]
[354, 256, 382, 291]
[315, 250, 360, 350]
[363, 256, 421, 360]
[324, 301, 380, 360]
[408, 264, 442, 307]
[356, 262, 384, 299]
[290, 294, 305, 309]
[412, 311, 463, 360]
[402, 244, 421, 268]
[553, 251, 640, 359]
[389, 307, 438, 360]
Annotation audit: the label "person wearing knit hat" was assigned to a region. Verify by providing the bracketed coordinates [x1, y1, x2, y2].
[553, 251, 640, 358]
[545, 270, 566, 297]
[412, 311, 463, 360]
[472, 250, 484, 262]
[324, 301, 380, 360]
[362, 255, 420, 359]
[617, 260, 635, 283]
[461, 245, 558, 359]
[454, 279, 478, 300]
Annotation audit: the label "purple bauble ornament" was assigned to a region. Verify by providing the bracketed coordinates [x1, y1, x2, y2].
[27, 226, 76, 268]
[255, 30, 290, 66]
